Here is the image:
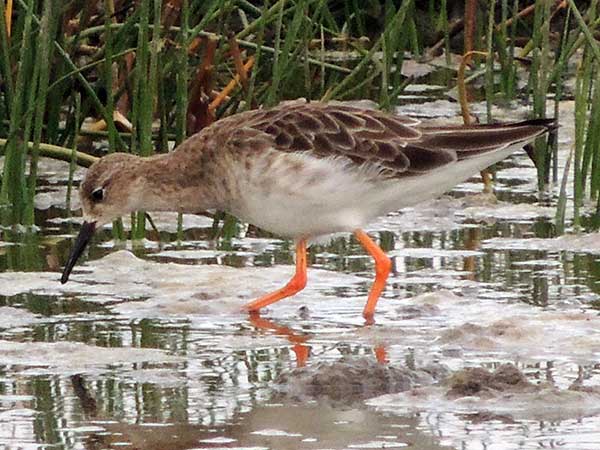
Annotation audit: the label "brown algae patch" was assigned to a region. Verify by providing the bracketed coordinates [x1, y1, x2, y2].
[369, 364, 600, 422]
[274, 357, 449, 406]
[446, 364, 534, 399]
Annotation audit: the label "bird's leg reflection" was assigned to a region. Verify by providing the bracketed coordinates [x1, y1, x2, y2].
[249, 313, 390, 367]
[463, 227, 481, 280]
[248, 312, 311, 367]
[374, 345, 388, 364]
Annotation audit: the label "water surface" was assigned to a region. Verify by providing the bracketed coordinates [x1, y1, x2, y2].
[0, 98, 599, 450]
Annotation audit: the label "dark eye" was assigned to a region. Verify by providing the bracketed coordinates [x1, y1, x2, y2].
[91, 188, 104, 202]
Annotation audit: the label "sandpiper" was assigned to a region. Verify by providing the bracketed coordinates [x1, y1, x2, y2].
[60, 100, 553, 321]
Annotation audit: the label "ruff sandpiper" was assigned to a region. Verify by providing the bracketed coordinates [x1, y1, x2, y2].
[61, 100, 553, 321]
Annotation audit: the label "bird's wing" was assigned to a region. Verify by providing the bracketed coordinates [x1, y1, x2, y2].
[223, 101, 553, 177]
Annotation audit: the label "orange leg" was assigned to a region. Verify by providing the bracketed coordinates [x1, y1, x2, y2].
[244, 239, 308, 312]
[354, 230, 392, 322]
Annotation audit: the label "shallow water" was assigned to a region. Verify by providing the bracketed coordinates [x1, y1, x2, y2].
[0, 97, 599, 450]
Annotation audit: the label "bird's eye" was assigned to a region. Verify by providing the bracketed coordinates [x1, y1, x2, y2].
[91, 188, 105, 202]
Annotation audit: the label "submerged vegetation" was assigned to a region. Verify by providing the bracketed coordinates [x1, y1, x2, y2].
[0, 0, 599, 235]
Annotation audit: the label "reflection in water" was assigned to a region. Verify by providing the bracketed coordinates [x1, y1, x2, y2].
[61, 347, 447, 450]
[71, 392, 448, 450]
[249, 313, 311, 367]
[248, 313, 390, 367]
[0, 338, 404, 449]
[0, 229, 44, 272]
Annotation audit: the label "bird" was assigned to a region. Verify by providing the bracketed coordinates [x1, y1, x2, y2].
[60, 99, 554, 322]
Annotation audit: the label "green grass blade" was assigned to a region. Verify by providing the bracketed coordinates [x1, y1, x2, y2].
[0, 0, 35, 223]
[25, 0, 56, 226]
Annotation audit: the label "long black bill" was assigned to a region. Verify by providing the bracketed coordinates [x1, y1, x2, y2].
[61, 221, 96, 284]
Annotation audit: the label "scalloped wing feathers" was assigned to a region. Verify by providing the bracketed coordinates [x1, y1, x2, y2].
[219, 101, 552, 178]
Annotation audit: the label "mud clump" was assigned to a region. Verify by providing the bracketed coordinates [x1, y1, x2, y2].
[440, 319, 540, 352]
[396, 303, 441, 319]
[275, 357, 448, 406]
[446, 363, 534, 399]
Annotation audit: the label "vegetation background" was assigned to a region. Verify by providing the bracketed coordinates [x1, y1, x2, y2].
[0, 0, 598, 240]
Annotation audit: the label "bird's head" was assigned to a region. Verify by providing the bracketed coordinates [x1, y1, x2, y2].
[61, 152, 145, 284]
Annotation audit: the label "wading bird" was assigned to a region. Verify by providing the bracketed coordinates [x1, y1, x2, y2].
[61, 100, 553, 322]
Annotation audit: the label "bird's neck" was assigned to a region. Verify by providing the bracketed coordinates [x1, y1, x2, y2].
[136, 151, 221, 214]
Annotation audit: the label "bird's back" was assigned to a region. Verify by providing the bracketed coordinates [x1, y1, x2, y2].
[199, 100, 552, 179]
